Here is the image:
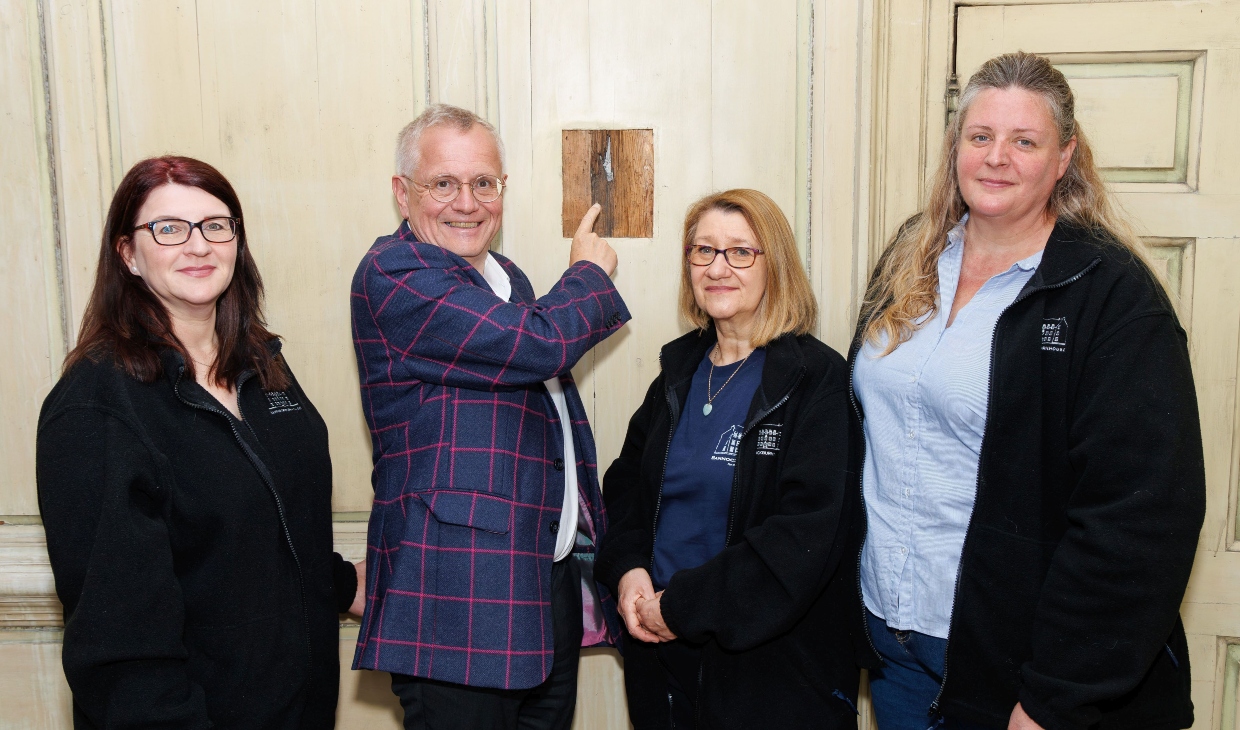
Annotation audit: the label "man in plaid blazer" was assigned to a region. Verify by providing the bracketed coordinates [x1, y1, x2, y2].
[350, 104, 630, 729]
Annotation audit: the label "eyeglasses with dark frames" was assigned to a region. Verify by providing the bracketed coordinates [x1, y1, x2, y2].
[405, 174, 505, 204]
[684, 244, 765, 269]
[134, 217, 241, 246]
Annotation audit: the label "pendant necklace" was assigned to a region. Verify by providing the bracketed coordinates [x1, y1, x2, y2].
[703, 344, 752, 416]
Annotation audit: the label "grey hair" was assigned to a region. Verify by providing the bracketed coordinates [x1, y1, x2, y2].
[394, 103, 506, 178]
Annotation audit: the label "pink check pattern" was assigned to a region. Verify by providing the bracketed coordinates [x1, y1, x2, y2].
[349, 222, 629, 689]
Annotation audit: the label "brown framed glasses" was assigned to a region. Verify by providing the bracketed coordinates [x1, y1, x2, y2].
[684, 244, 765, 268]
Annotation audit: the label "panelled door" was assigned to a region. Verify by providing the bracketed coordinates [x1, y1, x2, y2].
[954, 2, 1240, 727]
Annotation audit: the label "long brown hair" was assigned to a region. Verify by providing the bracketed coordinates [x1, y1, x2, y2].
[679, 189, 817, 346]
[861, 52, 1154, 354]
[64, 156, 288, 390]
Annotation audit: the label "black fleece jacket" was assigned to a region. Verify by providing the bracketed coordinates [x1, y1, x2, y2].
[850, 220, 1206, 730]
[37, 343, 357, 729]
[596, 329, 862, 729]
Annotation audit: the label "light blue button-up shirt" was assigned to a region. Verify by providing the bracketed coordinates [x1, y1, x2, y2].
[856, 217, 1043, 639]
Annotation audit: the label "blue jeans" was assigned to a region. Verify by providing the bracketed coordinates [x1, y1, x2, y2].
[866, 610, 991, 730]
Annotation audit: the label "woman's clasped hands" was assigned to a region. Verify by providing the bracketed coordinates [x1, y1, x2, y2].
[617, 567, 677, 643]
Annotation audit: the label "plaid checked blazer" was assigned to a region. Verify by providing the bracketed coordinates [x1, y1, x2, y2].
[349, 221, 630, 689]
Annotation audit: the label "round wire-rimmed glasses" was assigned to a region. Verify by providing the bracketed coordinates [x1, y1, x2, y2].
[684, 244, 765, 269]
[407, 174, 505, 203]
[134, 217, 240, 246]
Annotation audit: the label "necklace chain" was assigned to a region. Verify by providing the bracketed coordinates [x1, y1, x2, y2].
[189, 350, 218, 371]
[705, 344, 753, 412]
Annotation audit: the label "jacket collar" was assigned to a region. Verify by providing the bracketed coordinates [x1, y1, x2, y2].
[1018, 218, 1104, 295]
[160, 339, 281, 396]
[395, 219, 514, 298]
[849, 217, 1105, 361]
[659, 327, 808, 424]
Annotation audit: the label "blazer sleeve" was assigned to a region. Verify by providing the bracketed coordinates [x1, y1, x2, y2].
[1019, 310, 1205, 730]
[354, 245, 630, 390]
[659, 382, 854, 652]
[595, 375, 664, 595]
[37, 406, 213, 729]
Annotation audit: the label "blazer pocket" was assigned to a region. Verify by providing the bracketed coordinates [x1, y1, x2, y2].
[419, 490, 514, 534]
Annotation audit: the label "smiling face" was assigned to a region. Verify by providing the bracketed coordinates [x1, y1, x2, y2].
[957, 86, 1076, 226]
[690, 209, 768, 333]
[394, 124, 506, 271]
[120, 183, 237, 320]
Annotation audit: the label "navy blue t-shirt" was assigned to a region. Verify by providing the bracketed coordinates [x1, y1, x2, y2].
[651, 348, 766, 590]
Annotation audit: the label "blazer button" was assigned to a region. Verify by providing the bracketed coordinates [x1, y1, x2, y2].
[553, 458, 565, 471]
[549, 520, 560, 534]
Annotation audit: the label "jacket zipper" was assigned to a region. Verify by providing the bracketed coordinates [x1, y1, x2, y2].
[930, 258, 1099, 714]
[654, 347, 801, 728]
[173, 369, 314, 668]
[724, 368, 804, 547]
[703, 367, 801, 728]
[649, 352, 680, 576]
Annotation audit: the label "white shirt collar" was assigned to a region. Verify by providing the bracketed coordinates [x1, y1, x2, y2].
[480, 253, 512, 302]
[945, 213, 1043, 272]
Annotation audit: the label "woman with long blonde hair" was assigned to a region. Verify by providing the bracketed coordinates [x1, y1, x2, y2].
[851, 52, 1203, 729]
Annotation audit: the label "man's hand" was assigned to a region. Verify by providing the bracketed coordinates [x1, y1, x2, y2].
[1008, 703, 1045, 730]
[635, 590, 677, 642]
[348, 560, 366, 617]
[569, 203, 618, 277]
[617, 568, 662, 643]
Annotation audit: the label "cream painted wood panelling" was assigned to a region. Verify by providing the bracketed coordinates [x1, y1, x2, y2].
[14, 0, 1227, 727]
[98, 0, 426, 511]
[0, 0, 64, 516]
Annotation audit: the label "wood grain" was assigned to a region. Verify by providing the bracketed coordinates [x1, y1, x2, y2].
[0, 0, 62, 515]
[562, 130, 654, 238]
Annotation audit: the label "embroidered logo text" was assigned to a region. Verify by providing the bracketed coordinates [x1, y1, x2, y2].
[1041, 317, 1068, 353]
[265, 390, 303, 414]
[755, 424, 782, 456]
[712, 425, 743, 465]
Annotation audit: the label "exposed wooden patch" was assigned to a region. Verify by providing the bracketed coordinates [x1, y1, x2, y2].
[562, 129, 654, 238]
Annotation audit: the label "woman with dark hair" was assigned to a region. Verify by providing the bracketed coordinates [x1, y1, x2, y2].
[852, 52, 1204, 729]
[596, 189, 860, 729]
[37, 156, 362, 729]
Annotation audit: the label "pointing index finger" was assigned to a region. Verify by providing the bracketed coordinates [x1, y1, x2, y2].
[576, 203, 602, 237]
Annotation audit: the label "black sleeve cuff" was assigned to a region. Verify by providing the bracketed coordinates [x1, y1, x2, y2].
[1018, 685, 1088, 730]
[332, 552, 358, 613]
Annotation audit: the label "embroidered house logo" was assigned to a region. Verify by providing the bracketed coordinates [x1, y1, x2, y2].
[755, 424, 782, 456]
[1041, 317, 1068, 353]
[264, 390, 303, 415]
[712, 425, 743, 465]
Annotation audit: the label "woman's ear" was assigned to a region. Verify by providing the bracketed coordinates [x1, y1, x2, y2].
[118, 236, 139, 275]
[1057, 136, 1078, 180]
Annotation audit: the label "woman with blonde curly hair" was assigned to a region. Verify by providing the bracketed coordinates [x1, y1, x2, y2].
[851, 52, 1204, 729]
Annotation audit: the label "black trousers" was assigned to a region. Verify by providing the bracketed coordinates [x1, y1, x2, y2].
[390, 557, 584, 730]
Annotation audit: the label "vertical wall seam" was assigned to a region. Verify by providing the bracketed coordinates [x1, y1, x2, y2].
[98, 0, 122, 189]
[805, 0, 815, 276]
[850, 0, 871, 326]
[481, 0, 489, 120]
[422, 0, 432, 106]
[194, 0, 209, 154]
[35, 0, 70, 357]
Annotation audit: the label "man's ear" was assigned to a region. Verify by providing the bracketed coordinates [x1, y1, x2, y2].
[393, 176, 411, 220]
